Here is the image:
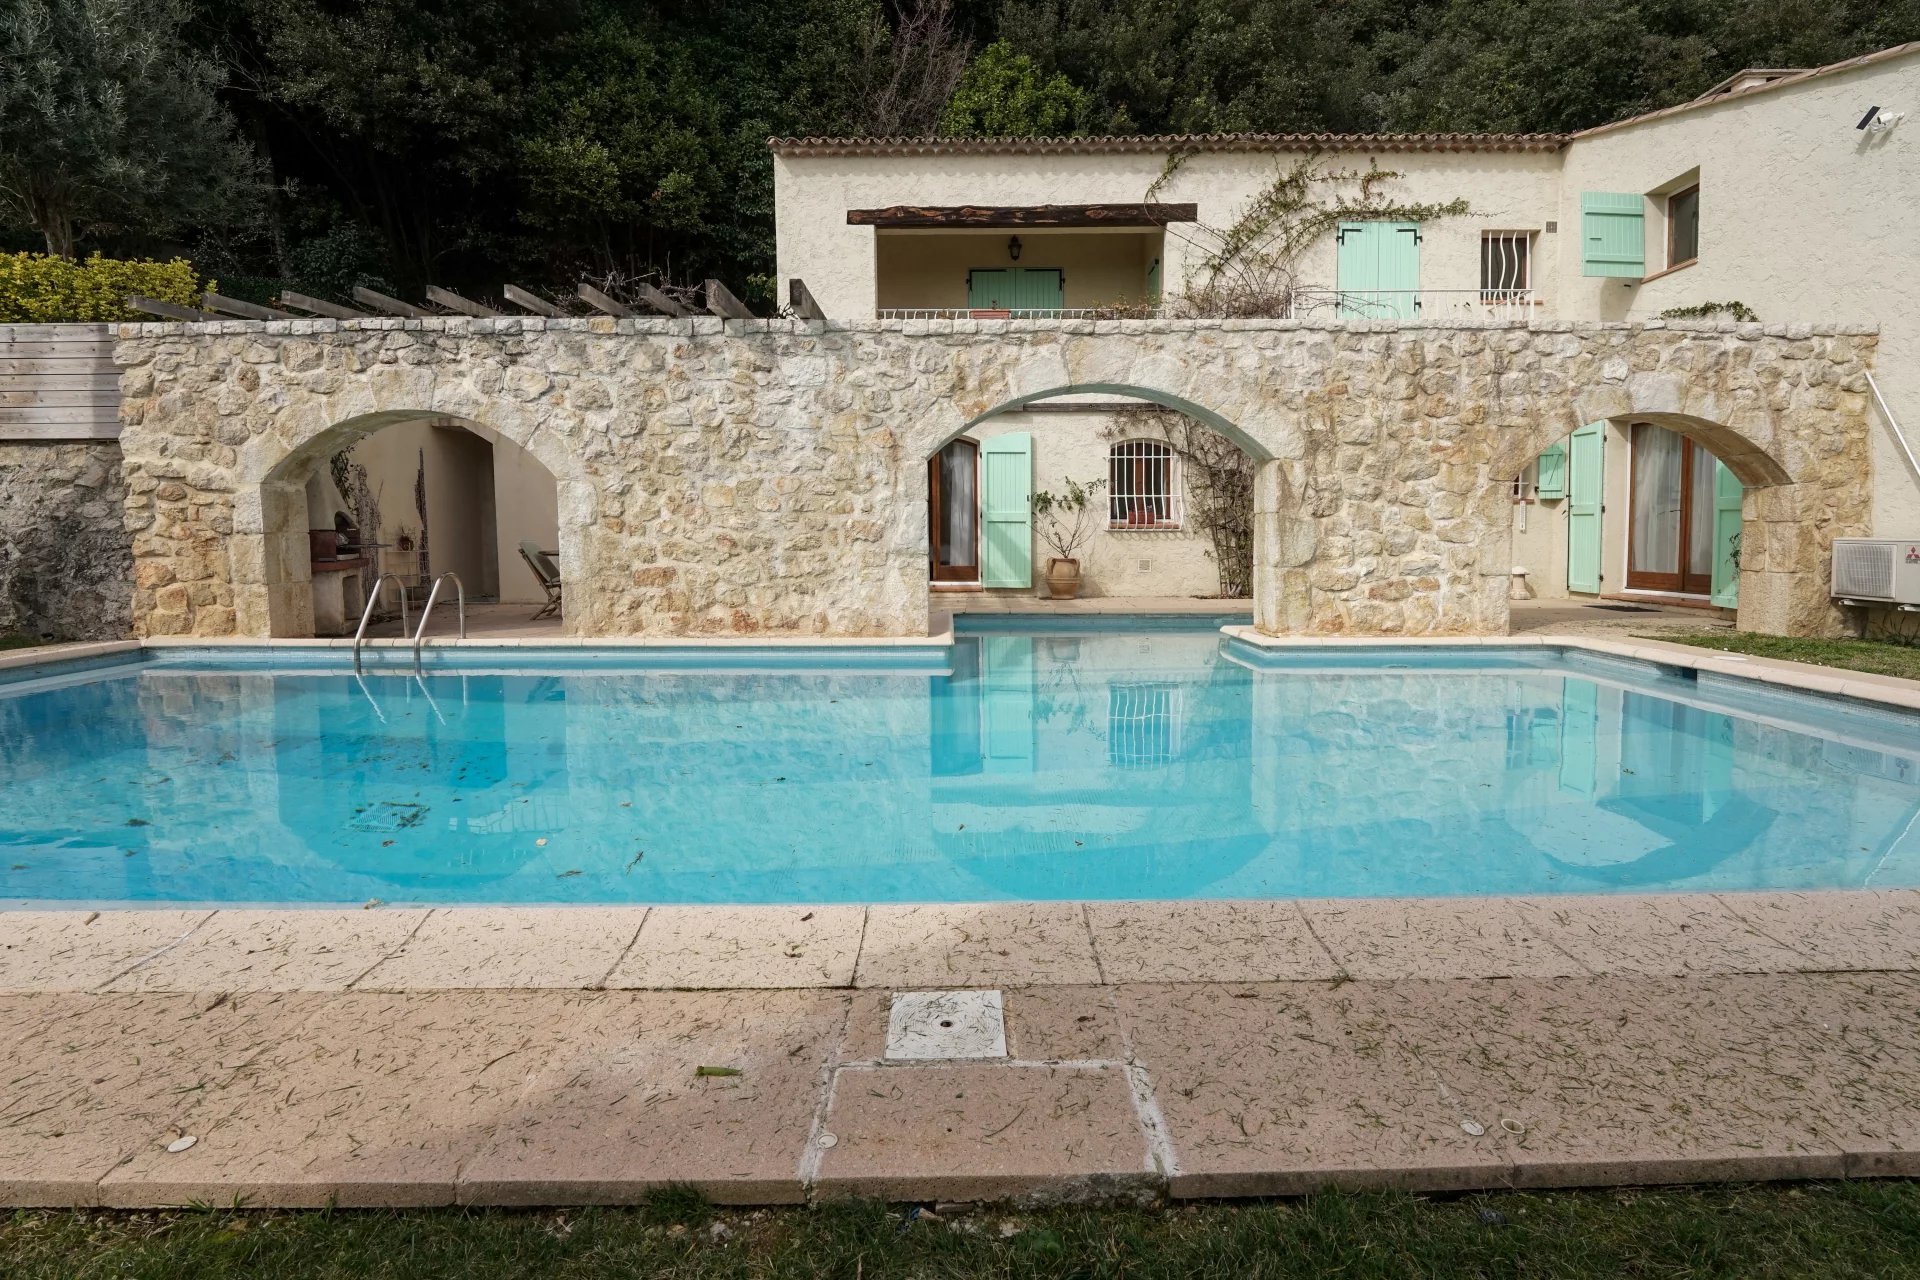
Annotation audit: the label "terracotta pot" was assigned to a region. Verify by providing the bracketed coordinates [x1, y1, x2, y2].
[1044, 557, 1083, 599]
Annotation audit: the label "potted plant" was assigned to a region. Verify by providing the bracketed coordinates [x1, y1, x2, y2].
[1030, 478, 1106, 599]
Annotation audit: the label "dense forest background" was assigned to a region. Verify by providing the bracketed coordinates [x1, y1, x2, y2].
[3, 0, 1915, 308]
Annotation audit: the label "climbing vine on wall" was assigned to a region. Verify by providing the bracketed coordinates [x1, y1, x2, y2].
[1658, 301, 1760, 322]
[1110, 408, 1256, 598]
[1146, 156, 1471, 318]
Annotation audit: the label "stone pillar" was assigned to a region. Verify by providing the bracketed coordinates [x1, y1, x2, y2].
[1252, 458, 1313, 635]
[1735, 482, 1851, 637]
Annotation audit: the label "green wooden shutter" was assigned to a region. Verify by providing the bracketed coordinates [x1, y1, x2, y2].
[1335, 222, 1376, 318]
[1011, 268, 1064, 312]
[1336, 221, 1419, 318]
[980, 433, 1033, 588]
[1145, 257, 1162, 303]
[1710, 460, 1743, 607]
[1566, 421, 1604, 593]
[1535, 442, 1568, 499]
[1581, 193, 1645, 277]
[968, 268, 1015, 310]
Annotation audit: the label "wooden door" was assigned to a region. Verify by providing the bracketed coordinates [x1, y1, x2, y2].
[929, 438, 980, 583]
[1627, 423, 1716, 595]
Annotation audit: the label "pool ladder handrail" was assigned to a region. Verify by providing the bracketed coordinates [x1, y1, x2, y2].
[352, 574, 413, 674]
[412, 572, 467, 672]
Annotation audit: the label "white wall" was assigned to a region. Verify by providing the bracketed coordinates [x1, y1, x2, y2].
[1558, 52, 1920, 539]
[774, 146, 1565, 319]
[961, 410, 1232, 598]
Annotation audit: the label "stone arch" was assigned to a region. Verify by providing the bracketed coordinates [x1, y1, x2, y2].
[941, 382, 1279, 464]
[242, 409, 587, 638]
[924, 379, 1298, 620]
[1487, 392, 1853, 637]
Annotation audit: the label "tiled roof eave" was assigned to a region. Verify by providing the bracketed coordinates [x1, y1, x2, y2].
[767, 132, 1569, 158]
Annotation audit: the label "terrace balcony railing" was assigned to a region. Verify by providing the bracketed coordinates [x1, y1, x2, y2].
[874, 289, 1538, 323]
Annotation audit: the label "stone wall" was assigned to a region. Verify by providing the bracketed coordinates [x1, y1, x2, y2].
[112, 316, 1877, 640]
[0, 442, 133, 641]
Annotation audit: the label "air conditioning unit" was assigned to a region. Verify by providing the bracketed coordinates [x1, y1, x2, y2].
[1831, 538, 1920, 605]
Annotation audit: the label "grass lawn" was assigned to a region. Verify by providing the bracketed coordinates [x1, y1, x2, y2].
[8, 1184, 1920, 1279]
[1653, 630, 1920, 682]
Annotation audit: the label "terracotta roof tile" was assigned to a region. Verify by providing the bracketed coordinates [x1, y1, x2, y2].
[767, 132, 1568, 157]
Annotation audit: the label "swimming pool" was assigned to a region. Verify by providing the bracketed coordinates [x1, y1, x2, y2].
[5, 619, 1919, 906]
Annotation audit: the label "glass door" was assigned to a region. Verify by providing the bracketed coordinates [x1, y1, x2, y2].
[1627, 423, 1715, 595]
[929, 438, 979, 583]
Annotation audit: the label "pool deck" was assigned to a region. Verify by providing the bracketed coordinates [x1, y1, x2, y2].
[3, 619, 1920, 1207]
[3, 890, 1919, 1207]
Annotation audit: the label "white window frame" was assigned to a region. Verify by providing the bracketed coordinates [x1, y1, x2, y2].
[1480, 231, 1532, 301]
[1108, 439, 1183, 529]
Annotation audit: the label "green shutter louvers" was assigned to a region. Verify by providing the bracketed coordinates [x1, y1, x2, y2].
[1582, 192, 1645, 278]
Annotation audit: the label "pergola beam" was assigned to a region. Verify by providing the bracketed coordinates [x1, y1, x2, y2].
[575, 282, 631, 317]
[352, 287, 423, 318]
[704, 279, 754, 321]
[503, 283, 563, 317]
[633, 284, 688, 318]
[126, 296, 220, 322]
[846, 202, 1199, 228]
[787, 278, 826, 322]
[279, 291, 367, 320]
[425, 285, 500, 318]
[203, 292, 295, 321]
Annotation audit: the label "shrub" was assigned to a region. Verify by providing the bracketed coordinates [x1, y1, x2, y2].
[0, 253, 207, 323]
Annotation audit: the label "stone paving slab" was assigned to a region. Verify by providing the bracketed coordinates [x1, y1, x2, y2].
[1716, 890, 1920, 971]
[855, 904, 1101, 988]
[1512, 894, 1811, 976]
[604, 906, 865, 989]
[355, 908, 646, 990]
[813, 1063, 1153, 1203]
[0, 910, 214, 993]
[1114, 983, 1510, 1197]
[101, 910, 432, 993]
[1085, 901, 1341, 983]
[457, 990, 847, 1205]
[1299, 898, 1590, 980]
[98, 992, 582, 1208]
[8, 974, 1920, 1206]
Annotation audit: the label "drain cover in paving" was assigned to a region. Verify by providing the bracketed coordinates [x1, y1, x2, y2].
[885, 990, 1007, 1060]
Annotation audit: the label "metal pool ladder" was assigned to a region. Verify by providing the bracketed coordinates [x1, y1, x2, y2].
[352, 573, 412, 674]
[411, 572, 467, 672]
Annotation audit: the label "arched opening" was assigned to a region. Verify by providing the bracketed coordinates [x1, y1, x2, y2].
[929, 383, 1276, 608]
[251, 413, 563, 639]
[1495, 409, 1816, 636]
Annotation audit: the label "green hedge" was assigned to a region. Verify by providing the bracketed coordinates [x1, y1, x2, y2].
[0, 253, 208, 323]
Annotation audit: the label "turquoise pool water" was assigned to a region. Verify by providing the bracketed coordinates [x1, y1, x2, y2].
[5, 620, 1920, 905]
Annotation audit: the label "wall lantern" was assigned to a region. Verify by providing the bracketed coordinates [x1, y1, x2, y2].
[1007, 236, 1022, 262]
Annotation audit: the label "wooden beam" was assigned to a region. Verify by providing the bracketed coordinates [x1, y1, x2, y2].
[846, 202, 1199, 228]
[353, 287, 424, 318]
[126, 296, 219, 322]
[279, 291, 367, 320]
[425, 285, 500, 318]
[503, 283, 563, 317]
[575, 282, 632, 317]
[704, 279, 754, 320]
[202, 291, 294, 321]
[787, 278, 826, 322]
[633, 283, 688, 318]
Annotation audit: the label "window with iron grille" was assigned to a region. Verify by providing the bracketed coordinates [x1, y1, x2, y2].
[1108, 439, 1181, 527]
[1480, 232, 1531, 301]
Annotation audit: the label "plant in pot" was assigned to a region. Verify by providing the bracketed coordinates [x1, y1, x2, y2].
[1030, 478, 1107, 599]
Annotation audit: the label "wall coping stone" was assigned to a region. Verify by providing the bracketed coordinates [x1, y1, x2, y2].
[111, 317, 1883, 342]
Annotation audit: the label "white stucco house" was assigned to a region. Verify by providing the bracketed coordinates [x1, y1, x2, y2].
[772, 41, 1920, 609]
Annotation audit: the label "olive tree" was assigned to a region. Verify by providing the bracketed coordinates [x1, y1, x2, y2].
[0, 0, 260, 256]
